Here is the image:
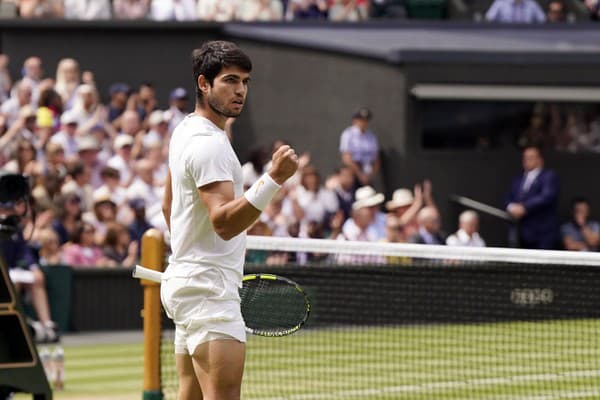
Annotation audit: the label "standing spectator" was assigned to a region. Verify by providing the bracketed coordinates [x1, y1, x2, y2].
[165, 87, 189, 133]
[329, 0, 369, 21]
[64, 0, 112, 19]
[113, 0, 151, 19]
[561, 198, 600, 251]
[409, 206, 445, 245]
[102, 222, 138, 267]
[18, 0, 64, 18]
[238, 0, 284, 20]
[150, 0, 197, 20]
[446, 210, 486, 247]
[107, 134, 135, 186]
[485, 0, 546, 22]
[61, 222, 106, 267]
[197, 0, 240, 21]
[546, 0, 566, 22]
[55, 58, 81, 110]
[1, 80, 33, 127]
[506, 146, 560, 249]
[21, 56, 43, 105]
[49, 111, 80, 158]
[286, 0, 329, 19]
[339, 107, 380, 188]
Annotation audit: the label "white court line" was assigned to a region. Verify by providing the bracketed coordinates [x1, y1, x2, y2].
[498, 389, 600, 400]
[257, 369, 600, 400]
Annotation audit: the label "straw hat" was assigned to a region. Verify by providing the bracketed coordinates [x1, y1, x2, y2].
[352, 186, 385, 210]
[385, 188, 414, 210]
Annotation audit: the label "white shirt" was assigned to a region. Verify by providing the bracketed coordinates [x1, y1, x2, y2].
[107, 154, 132, 186]
[151, 0, 197, 20]
[64, 0, 111, 19]
[446, 229, 486, 247]
[50, 131, 79, 158]
[522, 167, 541, 192]
[126, 178, 163, 221]
[296, 186, 338, 225]
[167, 115, 245, 282]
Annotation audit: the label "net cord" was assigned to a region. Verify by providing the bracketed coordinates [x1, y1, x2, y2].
[246, 235, 600, 267]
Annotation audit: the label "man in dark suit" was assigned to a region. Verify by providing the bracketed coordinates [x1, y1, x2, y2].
[408, 206, 445, 245]
[506, 146, 560, 249]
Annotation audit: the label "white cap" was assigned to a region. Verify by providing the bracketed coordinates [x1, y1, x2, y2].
[113, 134, 134, 151]
[60, 111, 79, 125]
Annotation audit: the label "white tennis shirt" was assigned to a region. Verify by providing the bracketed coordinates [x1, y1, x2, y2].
[167, 114, 245, 281]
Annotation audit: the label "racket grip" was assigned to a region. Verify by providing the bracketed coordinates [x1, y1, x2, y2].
[132, 265, 163, 283]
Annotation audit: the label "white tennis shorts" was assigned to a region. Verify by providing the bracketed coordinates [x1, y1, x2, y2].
[160, 265, 246, 355]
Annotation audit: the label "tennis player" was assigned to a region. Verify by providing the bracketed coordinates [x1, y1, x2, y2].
[161, 41, 298, 400]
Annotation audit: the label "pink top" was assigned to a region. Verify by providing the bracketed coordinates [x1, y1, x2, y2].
[61, 244, 104, 267]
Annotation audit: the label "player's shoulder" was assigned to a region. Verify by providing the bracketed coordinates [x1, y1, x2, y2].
[173, 115, 227, 144]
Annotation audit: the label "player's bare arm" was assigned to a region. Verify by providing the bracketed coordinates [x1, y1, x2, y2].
[200, 144, 299, 241]
[162, 169, 172, 233]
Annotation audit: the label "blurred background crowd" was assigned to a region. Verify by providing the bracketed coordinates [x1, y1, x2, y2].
[0, 0, 597, 23]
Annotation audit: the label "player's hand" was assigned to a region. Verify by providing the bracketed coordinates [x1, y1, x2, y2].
[269, 145, 299, 185]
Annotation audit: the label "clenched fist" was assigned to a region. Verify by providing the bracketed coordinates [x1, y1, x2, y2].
[268, 145, 299, 185]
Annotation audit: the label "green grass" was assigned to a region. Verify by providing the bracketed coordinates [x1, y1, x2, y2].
[17, 319, 600, 400]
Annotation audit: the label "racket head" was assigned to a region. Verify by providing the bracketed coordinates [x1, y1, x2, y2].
[240, 273, 310, 337]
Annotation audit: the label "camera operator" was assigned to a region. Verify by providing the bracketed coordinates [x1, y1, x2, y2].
[0, 172, 58, 343]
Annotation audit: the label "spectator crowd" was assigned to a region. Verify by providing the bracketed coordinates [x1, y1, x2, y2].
[0, 0, 598, 22]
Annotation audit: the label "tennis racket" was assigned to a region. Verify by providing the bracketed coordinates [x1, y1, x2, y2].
[133, 265, 310, 337]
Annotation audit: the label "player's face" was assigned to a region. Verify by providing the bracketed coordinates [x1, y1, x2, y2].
[205, 66, 250, 118]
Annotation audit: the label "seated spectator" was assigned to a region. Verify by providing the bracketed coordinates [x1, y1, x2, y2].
[107, 83, 131, 126]
[95, 167, 127, 207]
[102, 222, 138, 267]
[238, 0, 284, 21]
[61, 161, 94, 211]
[72, 84, 111, 134]
[128, 198, 153, 246]
[409, 206, 445, 245]
[87, 190, 118, 245]
[107, 134, 135, 187]
[37, 228, 62, 265]
[165, 87, 189, 133]
[76, 136, 104, 190]
[113, 0, 151, 19]
[386, 183, 433, 239]
[0, 106, 37, 167]
[64, 0, 111, 19]
[485, 0, 546, 22]
[61, 222, 107, 267]
[339, 107, 380, 188]
[197, 0, 240, 21]
[43, 142, 67, 181]
[446, 210, 486, 247]
[286, 0, 329, 19]
[260, 192, 293, 237]
[51, 192, 83, 245]
[3, 138, 41, 177]
[49, 111, 80, 158]
[370, 0, 407, 18]
[561, 198, 600, 251]
[150, 0, 196, 20]
[242, 147, 269, 190]
[37, 87, 63, 134]
[1, 80, 33, 127]
[18, 0, 64, 18]
[294, 165, 339, 235]
[329, 0, 369, 21]
[21, 56, 42, 106]
[326, 165, 355, 221]
[546, 0, 566, 21]
[342, 186, 386, 241]
[126, 158, 163, 222]
[383, 214, 406, 244]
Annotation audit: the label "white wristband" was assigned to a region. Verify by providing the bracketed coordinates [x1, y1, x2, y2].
[244, 173, 281, 211]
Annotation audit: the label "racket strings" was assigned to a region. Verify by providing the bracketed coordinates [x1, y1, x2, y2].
[240, 278, 308, 335]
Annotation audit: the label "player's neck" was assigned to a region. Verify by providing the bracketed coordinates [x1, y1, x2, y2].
[194, 104, 226, 130]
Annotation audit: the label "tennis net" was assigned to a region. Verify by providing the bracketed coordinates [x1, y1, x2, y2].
[159, 236, 600, 400]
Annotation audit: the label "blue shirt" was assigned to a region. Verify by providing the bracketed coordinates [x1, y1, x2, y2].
[485, 0, 546, 23]
[561, 220, 600, 251]
[339, 125, 379, 171]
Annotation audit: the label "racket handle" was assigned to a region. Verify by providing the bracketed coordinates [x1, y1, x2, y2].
[132, 265, 163, 283]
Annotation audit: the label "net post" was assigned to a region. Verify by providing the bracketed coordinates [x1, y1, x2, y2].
[140, 228, 164, 400]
